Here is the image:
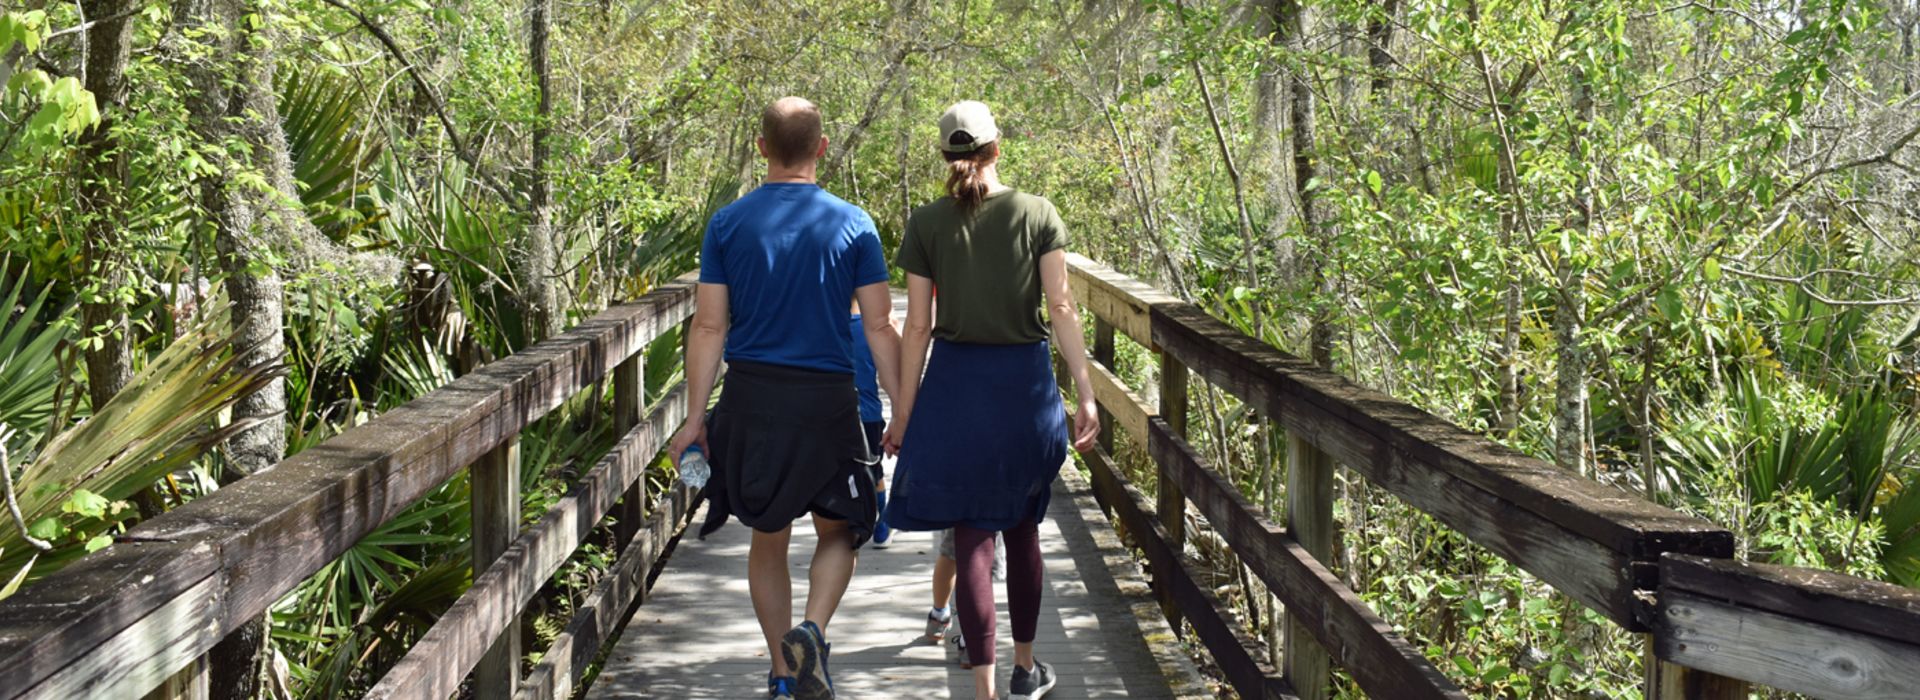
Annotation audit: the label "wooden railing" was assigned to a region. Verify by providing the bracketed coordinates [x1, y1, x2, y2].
[0, 276, 700, 700]
[1062, 253, 1920, 700]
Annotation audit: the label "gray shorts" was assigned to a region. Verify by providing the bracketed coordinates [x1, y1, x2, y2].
[934, 528, 1007, 580]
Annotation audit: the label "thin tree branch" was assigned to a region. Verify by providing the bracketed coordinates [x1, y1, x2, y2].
[316, 0, 512, 201]
[1, 426, 53, 551]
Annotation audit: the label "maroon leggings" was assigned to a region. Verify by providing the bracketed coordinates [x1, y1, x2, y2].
[954, 519, 1044, 667]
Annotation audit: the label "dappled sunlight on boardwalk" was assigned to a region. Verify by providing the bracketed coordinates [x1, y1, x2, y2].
[587, 471, 1202, 699]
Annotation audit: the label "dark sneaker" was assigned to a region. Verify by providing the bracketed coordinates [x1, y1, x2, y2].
[1010, 661, 1057, 700]
[925, 610, 951, 642]
[781, 621, 834, 699]
[768, 675, 797, 700]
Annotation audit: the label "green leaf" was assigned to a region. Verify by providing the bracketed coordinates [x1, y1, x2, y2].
[84, 535, 113, 553]
[1702, 258, 1721, 282]
[1365, 170, 1383, 194]
[1, 553, 34, 600]
[1655, 288, 1683, 321]
[61, 489, 110, 519]
[27, 517, 65, 541]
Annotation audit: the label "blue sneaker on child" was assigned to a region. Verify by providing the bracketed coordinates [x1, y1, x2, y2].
[872, 489, 892, 547]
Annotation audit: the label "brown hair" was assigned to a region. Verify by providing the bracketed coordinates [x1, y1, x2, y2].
[760, 97, 822, 167]
[943, 141, 999, 211]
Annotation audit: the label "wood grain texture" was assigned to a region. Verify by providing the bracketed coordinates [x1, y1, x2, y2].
[1087, 352, 1151, 453]
[0, 279, 696, 700]
[364, 385, 687, 700]
[1654, 591, 1920, 700]
[472, 437, 523, 700]
[1147, 421, 1464, 700]
[1660, 554, 1920, 646]
[1282, 433, 1333, 700]
[1065, 253, 1181, 351]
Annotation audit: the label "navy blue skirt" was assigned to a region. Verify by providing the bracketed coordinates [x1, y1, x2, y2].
[884, 339, 1070, 532]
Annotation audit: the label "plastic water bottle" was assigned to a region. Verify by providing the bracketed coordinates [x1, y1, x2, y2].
[679, 446, 711, 489]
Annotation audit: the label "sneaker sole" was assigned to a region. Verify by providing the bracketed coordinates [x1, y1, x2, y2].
[1010, 676, 1056, 700]
[780, 627, 833, 700]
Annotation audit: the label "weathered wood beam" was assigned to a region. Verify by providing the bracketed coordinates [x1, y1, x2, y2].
[0, 279, 696, 700]
[1066, 253, 1180, 350]
[1655, 591, 1918, 699]
[1087, 353, 1150, 453]
[1150, 303, 1730, 628]
[1148, 420, 1465, 700]
[362, 384, 688, 700]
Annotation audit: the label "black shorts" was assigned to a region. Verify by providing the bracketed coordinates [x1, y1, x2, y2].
[699, 361, 879, 545]
[863, 420, 886, 484]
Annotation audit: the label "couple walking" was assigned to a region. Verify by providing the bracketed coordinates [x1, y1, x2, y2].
[666, 96, 1102, 700]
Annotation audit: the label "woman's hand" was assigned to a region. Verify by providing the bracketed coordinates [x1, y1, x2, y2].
[668, 418, 708, 465]
[1070, 396, 1100, 454]
[882, 419, 907, 456]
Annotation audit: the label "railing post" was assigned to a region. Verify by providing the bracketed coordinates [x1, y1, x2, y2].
[1284, 435, 1333, 700]
[141, 657, 208, 700]
[613, 349, 646, 552]
[1645, 636, 1747, 699]
[1091, 319, 1117, 512]
[473, 436, 522, 699]
[1156, 350, 1188, 629]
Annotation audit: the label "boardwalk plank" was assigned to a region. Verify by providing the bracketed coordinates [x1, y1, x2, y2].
[586, 471, 1199, 699]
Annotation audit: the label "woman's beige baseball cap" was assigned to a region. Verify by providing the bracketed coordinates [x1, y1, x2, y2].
[939, 100, 1000, 153]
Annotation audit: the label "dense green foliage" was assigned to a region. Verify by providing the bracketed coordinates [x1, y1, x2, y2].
[2, 0, 1916, 697]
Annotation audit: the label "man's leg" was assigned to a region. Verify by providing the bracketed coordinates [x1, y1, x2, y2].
[803, 513, 859, 628]
[932, 554, 956, 609]
[750, 525, 795, 677]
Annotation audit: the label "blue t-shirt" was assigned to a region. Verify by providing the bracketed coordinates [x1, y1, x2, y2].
[849, 315, 883, 422]
[698, 183, 889, 374]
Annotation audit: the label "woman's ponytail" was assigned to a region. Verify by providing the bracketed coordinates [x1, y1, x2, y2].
[943, 141, 999, 212]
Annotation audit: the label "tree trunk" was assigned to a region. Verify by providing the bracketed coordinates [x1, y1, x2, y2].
[526, 0, 561, 342]
[1269, 0, 1331, 368]
[1366, 0, 1399, 96]
[175, 0, 293, 695]
[1553, 69, 1593, 475]
[76, 0, 136, 418]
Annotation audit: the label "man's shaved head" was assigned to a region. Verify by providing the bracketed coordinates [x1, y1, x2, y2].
[760, 96, 824, 167]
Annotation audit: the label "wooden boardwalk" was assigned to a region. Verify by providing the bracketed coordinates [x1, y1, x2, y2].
[587, 465, 1206, 699]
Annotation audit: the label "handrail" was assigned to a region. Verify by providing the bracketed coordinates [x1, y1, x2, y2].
[0, 276, 698, 700]
[1061, 253, 1920, 699]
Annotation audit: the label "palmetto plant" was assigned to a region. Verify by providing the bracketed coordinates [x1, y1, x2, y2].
[0, 292, 283, 595]
[0, 265, 64, 441]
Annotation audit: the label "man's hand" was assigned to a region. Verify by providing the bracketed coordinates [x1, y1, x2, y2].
[669, 418, 709, 465]
[1070, 396, 1100, 454]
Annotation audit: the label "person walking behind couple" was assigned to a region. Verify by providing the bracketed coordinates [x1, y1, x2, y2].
[670, 96, 903, 700]
[884, 101, 1103, 700]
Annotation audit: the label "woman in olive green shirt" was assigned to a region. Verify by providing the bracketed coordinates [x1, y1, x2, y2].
[881, 100, 1100, 700]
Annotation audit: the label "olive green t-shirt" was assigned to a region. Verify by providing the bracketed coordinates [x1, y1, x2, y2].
[895, 190, 1070, 344]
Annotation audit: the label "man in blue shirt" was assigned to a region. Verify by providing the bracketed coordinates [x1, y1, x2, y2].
[670, 96, 901, 700]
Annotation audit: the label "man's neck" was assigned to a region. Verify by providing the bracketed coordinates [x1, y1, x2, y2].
[765, 161, 818, 184]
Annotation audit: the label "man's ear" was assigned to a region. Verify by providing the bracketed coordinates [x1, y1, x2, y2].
[756, 137, 771, 160]
[815, 137, 829, 159]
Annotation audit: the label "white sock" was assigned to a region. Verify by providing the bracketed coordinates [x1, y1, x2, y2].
[930, 606, 951, 622]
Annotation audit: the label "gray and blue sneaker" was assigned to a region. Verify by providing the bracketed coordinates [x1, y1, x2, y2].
[781, 620, 834, 699]
[1010, 660, 1057, 700]
[768, 675, 797, 700]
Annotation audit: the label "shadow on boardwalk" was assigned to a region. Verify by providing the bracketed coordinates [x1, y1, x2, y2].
[587, 468, 1205, 699]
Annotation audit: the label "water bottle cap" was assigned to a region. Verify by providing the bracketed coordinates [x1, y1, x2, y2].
[683, 445, 703, 456]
